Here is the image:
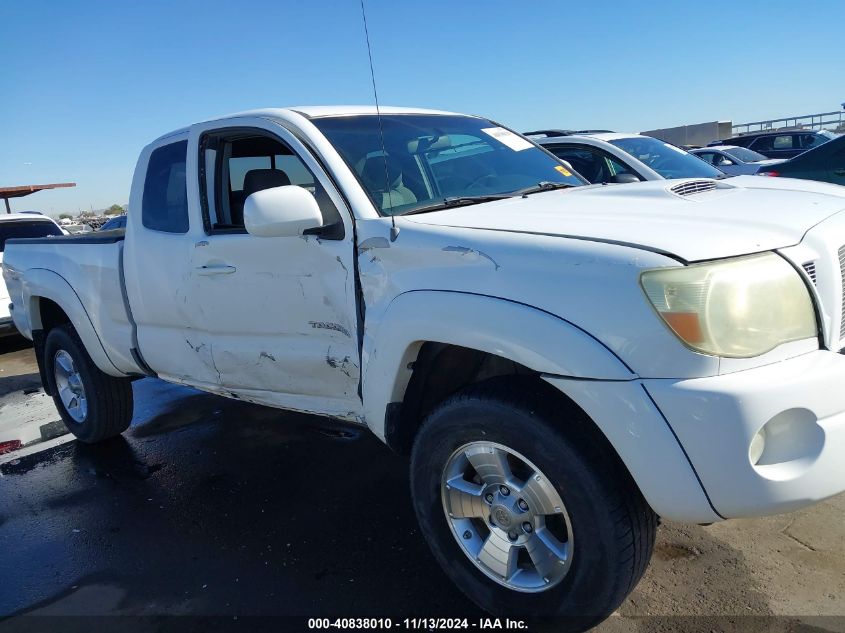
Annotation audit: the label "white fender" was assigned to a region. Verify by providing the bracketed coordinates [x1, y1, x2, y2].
[23, 268, 124, 377]
[362, 290, 636, 440]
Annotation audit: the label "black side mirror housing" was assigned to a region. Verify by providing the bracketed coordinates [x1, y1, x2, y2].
[610, 173, 641, 184]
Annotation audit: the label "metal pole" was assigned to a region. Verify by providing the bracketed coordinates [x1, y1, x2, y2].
[4, 198, 10, 214]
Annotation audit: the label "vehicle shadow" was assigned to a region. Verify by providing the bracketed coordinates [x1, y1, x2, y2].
[0, 378, 821, 632]
[0, 335, 40, 397]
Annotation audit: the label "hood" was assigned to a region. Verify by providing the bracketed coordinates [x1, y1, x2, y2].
[405, 178, 845, 262]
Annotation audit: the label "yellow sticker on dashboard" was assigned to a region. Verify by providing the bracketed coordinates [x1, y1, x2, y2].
[555, 165, 572, 177]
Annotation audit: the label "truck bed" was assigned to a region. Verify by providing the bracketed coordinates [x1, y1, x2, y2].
[11, 228, 127, 246]
[3, 230, 143, 376]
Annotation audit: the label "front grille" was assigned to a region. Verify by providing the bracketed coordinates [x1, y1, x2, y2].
[802, 261, 817, 285]
[839, 245, 845, 339]
[669, 180, 718, 197]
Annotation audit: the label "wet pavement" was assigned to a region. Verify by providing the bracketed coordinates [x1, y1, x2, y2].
[1, 337, 844, 632]
[1, 373, 477, 618]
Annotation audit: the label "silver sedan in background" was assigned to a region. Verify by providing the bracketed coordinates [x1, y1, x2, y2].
[691, 145, 785, 176]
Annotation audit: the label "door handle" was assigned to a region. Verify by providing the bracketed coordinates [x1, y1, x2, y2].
[195, 264, 236, 276]
[834, 169, 845, 176]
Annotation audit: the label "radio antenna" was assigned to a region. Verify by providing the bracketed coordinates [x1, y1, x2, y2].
[359, 0, 398, 240]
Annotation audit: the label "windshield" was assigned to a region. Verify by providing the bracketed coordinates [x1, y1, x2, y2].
[609, 137, 725, 179]
[0, 220, 63, 252]
[722, 147, 768, 163]
[312, 114, 585, 216]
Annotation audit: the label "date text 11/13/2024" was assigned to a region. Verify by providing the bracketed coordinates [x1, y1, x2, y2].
[307, 618, 528, 629]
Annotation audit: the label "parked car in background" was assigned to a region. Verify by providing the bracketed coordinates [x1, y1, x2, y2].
[98, 214, 127, 231]
[757, 133, 845, 185]
[691, 145, 784, 176]
[0, 213, 64, 335]
[710, 129, 837, 160]
[528, 131, 726, 183]
[63, 222, 93, 234]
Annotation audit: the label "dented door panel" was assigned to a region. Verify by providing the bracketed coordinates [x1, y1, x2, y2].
[187, 233, 360, 401]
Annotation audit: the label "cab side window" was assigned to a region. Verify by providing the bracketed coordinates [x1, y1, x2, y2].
[200, 131, 340, 233]
[142, 140, 189, 233]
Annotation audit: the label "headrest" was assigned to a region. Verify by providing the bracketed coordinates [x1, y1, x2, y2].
[360, 155, 403, 191]
[243, 169, 291, 198]
[407, 135, 451, 153]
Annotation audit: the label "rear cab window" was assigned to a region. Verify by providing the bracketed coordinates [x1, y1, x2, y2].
[0, 220, 63, 252]
[142, 140, 189, 233]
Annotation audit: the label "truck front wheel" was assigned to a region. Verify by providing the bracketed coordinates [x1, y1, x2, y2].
[410, 378, 656, 628]
[44, 324, 133, 443]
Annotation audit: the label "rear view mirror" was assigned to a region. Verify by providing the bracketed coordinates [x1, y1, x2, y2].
[611, 173, 640, 184]
[244, 185, 323, 238]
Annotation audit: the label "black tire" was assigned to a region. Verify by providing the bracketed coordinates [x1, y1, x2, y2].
[410, 377, 656, 630]
[44, 324, 134, 443]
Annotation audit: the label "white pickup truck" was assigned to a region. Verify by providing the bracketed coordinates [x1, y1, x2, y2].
[5, 106, 845, 626]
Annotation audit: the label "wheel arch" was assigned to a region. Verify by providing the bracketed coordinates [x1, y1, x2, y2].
[362, 290, 635, 449]
[24, 269, 122, 378]
[363, 291, 719, 523]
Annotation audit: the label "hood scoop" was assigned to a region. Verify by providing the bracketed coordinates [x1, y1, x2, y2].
[669, 180, 719, 197]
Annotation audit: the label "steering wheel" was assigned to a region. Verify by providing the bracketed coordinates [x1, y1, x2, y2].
[465, 174, 498, 191]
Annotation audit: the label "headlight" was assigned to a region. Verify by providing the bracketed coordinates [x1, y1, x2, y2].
[640, 253, 817, 358]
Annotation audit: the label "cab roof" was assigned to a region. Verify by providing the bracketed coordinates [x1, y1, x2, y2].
[155, 106, 466, 142]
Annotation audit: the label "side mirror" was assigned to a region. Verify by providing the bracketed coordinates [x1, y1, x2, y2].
[610, 173, 640, 184]
[244, 185, 323, 238]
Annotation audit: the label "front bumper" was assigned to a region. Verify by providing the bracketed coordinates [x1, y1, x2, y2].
[645, 349, 845, 518]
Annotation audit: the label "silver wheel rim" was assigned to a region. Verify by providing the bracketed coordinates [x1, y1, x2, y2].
[53, 349, 88, 423]
[441, 441, 574, 593]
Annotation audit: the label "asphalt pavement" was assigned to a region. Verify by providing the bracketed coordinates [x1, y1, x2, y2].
[1, 338, 843, 633]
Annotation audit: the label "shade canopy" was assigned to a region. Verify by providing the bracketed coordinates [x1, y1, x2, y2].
[0, 182, 76, 213]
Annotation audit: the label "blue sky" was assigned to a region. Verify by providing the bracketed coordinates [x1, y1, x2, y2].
[1, 0, 843, 216]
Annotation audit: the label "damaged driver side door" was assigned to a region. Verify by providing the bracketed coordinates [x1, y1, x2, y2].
[184, 119, 361, 420]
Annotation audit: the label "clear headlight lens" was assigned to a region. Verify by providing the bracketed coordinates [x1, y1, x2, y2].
[640, 253, 817, 358]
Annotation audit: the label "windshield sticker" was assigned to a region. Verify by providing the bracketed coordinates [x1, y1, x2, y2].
[555, 165, 572, 177]
[481, 127, 534, 151]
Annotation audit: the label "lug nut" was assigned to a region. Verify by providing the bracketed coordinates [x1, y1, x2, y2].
[485, 493, 495, 504]
[508, 531, 518, 541]
[518, 498, 529, 512]
[522, 522, 533, 533]
[499, 485, 510, 496]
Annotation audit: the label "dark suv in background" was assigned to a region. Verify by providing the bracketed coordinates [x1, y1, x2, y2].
[711, 129, 837, 159]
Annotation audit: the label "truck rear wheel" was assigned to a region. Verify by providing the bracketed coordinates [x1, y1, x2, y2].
[410, 378, 656, 629]
[44, 324, 134, 443]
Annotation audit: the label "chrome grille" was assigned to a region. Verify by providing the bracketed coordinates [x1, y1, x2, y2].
[839, 245, 845, 339]
[802, 261, 817, 285]
[669, 180, 717, 197]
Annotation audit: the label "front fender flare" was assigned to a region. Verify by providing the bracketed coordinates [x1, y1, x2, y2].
[362, 290, 635, 440]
